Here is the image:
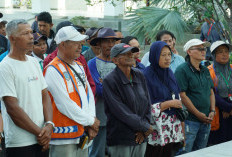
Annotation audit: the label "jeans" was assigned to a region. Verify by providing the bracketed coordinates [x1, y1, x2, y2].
[182, 120, 211, 154]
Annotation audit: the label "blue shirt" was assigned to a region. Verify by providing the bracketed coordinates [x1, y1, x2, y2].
[200, 21, 224, 43]
[0, 50, 9, 62]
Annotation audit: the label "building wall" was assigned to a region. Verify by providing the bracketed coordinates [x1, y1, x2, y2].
[50, 0, 87, 10]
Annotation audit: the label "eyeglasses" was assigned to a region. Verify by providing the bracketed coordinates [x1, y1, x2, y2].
[189, 47, 207, 52]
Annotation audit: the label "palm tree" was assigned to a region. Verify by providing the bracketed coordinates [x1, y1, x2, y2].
[127, 0, 232, 44]
[127, 6, 189, 44]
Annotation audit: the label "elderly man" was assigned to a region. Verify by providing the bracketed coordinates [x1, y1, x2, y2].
[103, 43, 152, 157]
[44, 26, 99, 157]
[0, 19, 53, 157]
[88, 27, 120, 157]
[174, 39, 215, 154]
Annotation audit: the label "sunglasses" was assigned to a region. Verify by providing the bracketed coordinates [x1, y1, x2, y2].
[189, 47, 207, 52]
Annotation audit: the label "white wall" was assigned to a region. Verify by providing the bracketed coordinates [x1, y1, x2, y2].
[0, 0, 12, 8]
[31, 0, 50, 13]
[104, 1, 124, 16]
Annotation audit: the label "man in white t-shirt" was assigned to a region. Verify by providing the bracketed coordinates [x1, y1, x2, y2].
[0, 19, 53, 157]
[44, 26, 99, 157]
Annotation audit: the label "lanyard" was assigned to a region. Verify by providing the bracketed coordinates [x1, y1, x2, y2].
[219, 70, 231, 89]
[39, 61, 43, 71]
[57, 57, 89, 107]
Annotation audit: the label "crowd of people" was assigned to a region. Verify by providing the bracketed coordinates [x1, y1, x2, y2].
[0, 11, 231, 157]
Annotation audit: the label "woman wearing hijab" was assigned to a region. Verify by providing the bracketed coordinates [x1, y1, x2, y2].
[143, 41, 184, 157]
[207, 41, 232, 145]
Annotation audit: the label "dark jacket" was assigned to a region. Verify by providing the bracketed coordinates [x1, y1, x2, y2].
[103, 67, 151, 146]
[0, 35, 9, 55]
[45, 30, 57, 54]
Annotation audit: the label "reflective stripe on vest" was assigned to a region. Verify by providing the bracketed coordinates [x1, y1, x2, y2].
[44, 57, 88, 139]
[53, 126, 78, 134]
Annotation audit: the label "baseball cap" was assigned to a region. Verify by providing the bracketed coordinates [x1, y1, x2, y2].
[110, 43, 139, 59]
[183, 39, 211, 52]
[210, 40, 232, 54]
[55, 26, 88, 45]
[33, 32, 47, 44]
[56, 21, 74, 33]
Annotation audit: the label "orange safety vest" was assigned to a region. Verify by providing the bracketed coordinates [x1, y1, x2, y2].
[44, 57, 89, 139]
[208, 64, 232, 131]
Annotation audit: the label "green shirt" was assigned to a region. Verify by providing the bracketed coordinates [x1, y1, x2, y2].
[174, 62, 214, 122]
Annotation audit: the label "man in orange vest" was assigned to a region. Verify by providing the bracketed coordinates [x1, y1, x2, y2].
[44, 26, 100, 157]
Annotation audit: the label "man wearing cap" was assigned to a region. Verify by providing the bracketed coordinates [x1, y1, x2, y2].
[0, 19, 53, 157]
[82, 27, 101, 62]
[102, 43, 152, 157]
[174, 39, 215, 153]
[44, 26, 100, 157]
[32, 32, 48, 71]
[88, 27, 119, 157]
[43, 21, 96, 96]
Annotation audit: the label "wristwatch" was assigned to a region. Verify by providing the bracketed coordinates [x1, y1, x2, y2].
[44, 121, 55, 129]
[211, 110, 216, 114]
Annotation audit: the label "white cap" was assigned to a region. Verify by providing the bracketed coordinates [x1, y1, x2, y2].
[183, 39, 211, 52]
[210, 40, 232, 54]
[54, 26, 88, 45]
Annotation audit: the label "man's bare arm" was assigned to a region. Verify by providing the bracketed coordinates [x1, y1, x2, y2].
[37, 89, 53, 149]
[42, 89, 53, 123]
[3, 96, 41, 136]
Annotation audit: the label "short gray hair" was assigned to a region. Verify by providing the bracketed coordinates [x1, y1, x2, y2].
[6, 19, 28, 36]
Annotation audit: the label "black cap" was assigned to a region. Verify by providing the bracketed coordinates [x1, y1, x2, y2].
[56, 21, 74, 33]
[110, 43, 139, 59]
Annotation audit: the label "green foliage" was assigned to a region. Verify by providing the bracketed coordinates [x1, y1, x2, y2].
[70, 16, 101, 28]
[128, 7, 189, 44]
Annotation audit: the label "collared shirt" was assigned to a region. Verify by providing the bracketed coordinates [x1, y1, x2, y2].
[31, 52, 47, 71]
[135, 61, 145, 71]
[141, 51, 185, 72]
[103, 67, 151, 146]
[174, 62, 214, 122]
